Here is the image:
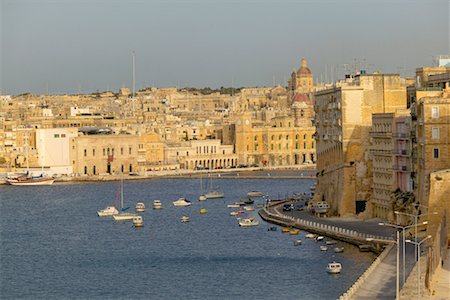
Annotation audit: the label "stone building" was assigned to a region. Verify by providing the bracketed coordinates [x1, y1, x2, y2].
[71, 133, 139, 175]
[288, 58, 314, 95]
[370, 109, 413, 221]
[165, 139, 237, 170]
[414, 96, 450, 207]
[314, 73, 407, 216]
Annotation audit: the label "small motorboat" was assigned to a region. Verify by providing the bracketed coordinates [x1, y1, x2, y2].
[281, 227, 291, 233]
[326, 240, 337, 245]
[326, 262, 342, 274]
[305, 233, 316, 239]
[205, 190, 225, 199]
[239, 217, 259, 227]
[243, 206, 255, 211]
[173, 198, 192, 207]
[113, 212, 138, 221]
[230, 210, 245, 216]
[268, 226, 277, 231]
[247, 191, 264, 197]
[334, 247, 344, 253]
[153, 200, 162, 209]
[132, 216, 144, 228]
[199, 194, 207, 201]
[227, 203, 241, 208]
[294, 240, 302, 246]
[180, 216, 190, 223]
[135, 202, 146, 212]
[199, 208, 208, 214]
[289, 229, 300, 235]
[320, 246, 328, 251]
[316, 236, 324, 242]
[97, 206, 119, 217]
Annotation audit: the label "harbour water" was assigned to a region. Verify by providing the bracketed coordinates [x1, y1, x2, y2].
[1, 174, 376, 299]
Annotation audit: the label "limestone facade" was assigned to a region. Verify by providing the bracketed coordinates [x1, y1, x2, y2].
[314, 74, 407, 216]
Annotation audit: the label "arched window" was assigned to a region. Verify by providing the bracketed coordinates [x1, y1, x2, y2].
[295, 134, 299, 140]
[278, 135, 282, 140]
[271, 135, 274, 141]
[93, 165, 96, 175]
[84, 166, 87, 174]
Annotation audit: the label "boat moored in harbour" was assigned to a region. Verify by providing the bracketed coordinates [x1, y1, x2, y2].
[132, 216, 144, 227]
[334, 247, 344, 253]
[153, 200, 162, 209]
[173, 198, 191, 207]
[326, 262, 342, 274]
[247, 191, 264, 197]
[135, 202, 145, 212]
[97, 206, 119, 217]
[320, 245, 328, 251]
[238, 217, 259, 227]
[180, 216, 190, 223]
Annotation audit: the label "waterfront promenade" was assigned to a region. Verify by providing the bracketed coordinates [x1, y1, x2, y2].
[259, 200, 415, 300]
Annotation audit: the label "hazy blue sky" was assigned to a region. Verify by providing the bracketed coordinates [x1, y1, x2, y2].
[1, 0, 449, 95]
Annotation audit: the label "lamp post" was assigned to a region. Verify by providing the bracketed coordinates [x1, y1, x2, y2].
[406, 235, 432, 300]
[366, 234, 399, 300]
[395, 210, 437, 262]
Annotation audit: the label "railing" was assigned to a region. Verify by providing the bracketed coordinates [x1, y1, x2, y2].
[392, 164, 410, 172]
[392, 149, 410, 156]
[393, 132, 410, 139]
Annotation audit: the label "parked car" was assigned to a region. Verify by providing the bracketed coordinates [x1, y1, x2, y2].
[283, 204, 294, 211]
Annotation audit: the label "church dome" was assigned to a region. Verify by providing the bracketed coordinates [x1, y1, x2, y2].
[292, 93, 310, 103]
[297, 57, 312, 76]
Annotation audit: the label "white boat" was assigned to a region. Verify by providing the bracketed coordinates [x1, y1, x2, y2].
[230, 210, 245, 216]
[135, 202, 145, 212]
[326, 262, 342, 274]
[180, 216, 190, 223]
[7, 176, 55, 186]
[305, 233, 316, 239]
[294, 240, 302, 246]
[334, 247, 344, 253]
[227, 203, 241, 208]
[132, 216, 144, 227]
[97, 206, 119, 217]
[326, 240, 337, 245]
[113, 175, 137, 222]
[204, 175, 224, 199]
[320, 245, 328, 251]
[243, 206, 255, 211]
[173, 198, 191, 207]
[316, 236, 324, 242]
[199, 194, 207, 201]
[247, 191, 264, 197]
[205, 190, 224, 199]
[153, 200, 162, 209]
[239, 217, 259, 227]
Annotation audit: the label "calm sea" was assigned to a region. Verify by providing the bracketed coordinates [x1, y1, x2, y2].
[0, 173, 375, 299]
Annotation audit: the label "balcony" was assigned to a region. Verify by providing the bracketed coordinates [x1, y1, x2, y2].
[370, 131, 392, 137]
[370, 149, 392, 156]
[392, 149, 410, 156]
[392, 164, 410, 172]
[393, 133, 410, 139]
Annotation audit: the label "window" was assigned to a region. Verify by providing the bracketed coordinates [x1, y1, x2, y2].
[433, 148, 439, 159]
[54, 134, 60, 138]
[296, 142, 299, 149]
[279, 135, 282, 140]
[295, 134, 299, 140]
[432, 107, 439, 118]
[84, 149, 87, 157]
[103, 148, 106, 156]
[254, 136, 257, 141]
[61, 134, 66, 138]
[92, 149, 95, 156]
[121, 147, 123, 155]
[432, 127, 440, 139]
[271, 135, 274, 141]
[246, 145, 249, 151]
[271, 144, 274, 150]
[129, 147, 132, 155]
[286, 135, 289, 140]
[93, 165, 96, 175]
[303, 142, 306, 149]
[84, 166, 87, 174]
[278, 144, 281, 150]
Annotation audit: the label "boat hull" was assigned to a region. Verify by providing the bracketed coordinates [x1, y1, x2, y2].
[113, 213, 137, 221]
[7, 178, 55, 186]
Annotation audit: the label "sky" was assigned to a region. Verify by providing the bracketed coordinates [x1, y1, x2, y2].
[1, 0, 449, 95]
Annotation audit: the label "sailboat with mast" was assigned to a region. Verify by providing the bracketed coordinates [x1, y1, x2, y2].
[112, 175, 137, 221]
[7, 136, 54, 186]
[204, 174, 224, 199]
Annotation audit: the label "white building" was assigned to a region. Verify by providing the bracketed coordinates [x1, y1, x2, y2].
[36, 128, 78, 175]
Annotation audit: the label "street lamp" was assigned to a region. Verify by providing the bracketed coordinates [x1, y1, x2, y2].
[378, 221, 427, 286]
[367, 232, 399, 300]
[406, 235, 432, 300]
[395, 210, 437, 262]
